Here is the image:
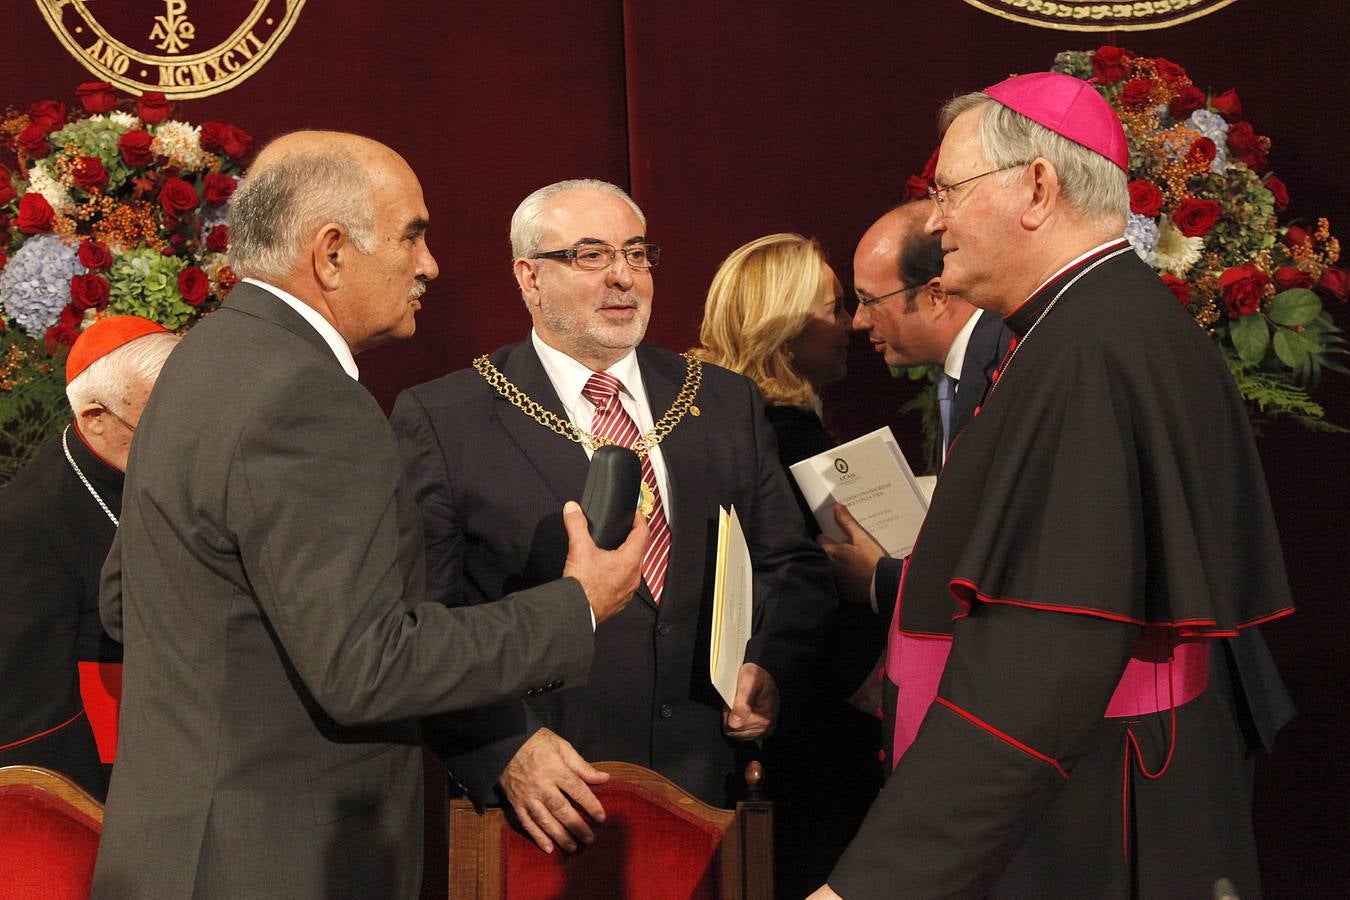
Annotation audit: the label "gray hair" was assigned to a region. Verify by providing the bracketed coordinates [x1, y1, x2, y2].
[228, 149, 377, 283]
[938, 92, 1128, 229]
[66, 331, 180, 415]
[509, 179, 646, 260]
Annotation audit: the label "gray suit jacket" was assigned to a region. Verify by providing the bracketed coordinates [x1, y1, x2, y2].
[92, 283, 593, 899]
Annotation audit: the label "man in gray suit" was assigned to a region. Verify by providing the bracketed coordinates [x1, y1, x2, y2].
[92, 132, 647, 898]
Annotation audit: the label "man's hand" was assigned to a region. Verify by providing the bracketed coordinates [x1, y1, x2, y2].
[562, 501, 649, 625]
[723, 662, 779, 739]
[498, 727, 609, 854]
[807, 885, 844, 899]
[817, 503, 886, 605]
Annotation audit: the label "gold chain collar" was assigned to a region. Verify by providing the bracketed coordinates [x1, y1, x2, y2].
[473, 352, 702, 459]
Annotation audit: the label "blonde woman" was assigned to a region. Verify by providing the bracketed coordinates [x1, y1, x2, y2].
[695, 233, 850, 503]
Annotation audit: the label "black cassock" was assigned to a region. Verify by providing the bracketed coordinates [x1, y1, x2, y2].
[831, 242, 1295, 899]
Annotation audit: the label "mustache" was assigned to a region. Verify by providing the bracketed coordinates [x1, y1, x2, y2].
[409, 278, 428, 301]
[596, 290, 641, 310]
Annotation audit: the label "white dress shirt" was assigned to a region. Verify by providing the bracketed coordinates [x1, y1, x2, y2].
[242, 278, 359, 381]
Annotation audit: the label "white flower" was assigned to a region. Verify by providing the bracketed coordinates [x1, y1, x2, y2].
[108, 111, 139, 129]
[152, 120, 211, 170]
[25, 161, 74, 214]
[1153, 218, 1205, 277]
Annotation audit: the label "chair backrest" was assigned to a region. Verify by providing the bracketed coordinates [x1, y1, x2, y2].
[450, 761, 772, 900]
[0, 765, 104, 900]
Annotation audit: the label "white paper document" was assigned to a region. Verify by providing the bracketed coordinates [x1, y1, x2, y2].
[709, 505, 752, 708]
[788, 426, 929, 558]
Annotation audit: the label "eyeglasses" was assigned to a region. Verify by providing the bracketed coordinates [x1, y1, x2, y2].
[531, 242, 661, 271]
[927, 163, 1027, 212]
[94, 400, 137, 433]
[852, 282, 925, 311]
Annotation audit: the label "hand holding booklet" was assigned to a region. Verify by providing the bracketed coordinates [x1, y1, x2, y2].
[788, 426, 930, 558]
[709, 505, 751, 707]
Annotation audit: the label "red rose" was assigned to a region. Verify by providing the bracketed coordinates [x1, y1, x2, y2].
[1227, 122, 1268, 172]
[1153, 57, 1187, 83]
[1264, 175, 1289, 212]
[28, 100, 67, 133]
[16, 192, 55, 234]
[201, 122, 253, 158]
[901, 174, 929, 200]
[70, 273, 111, 311]
[159, 177, 199, 214]
[1186, 137, 1216, 170]
[137, 91, 171, 124]
[223, 125, 253, 159]
[205, 224, 230, 253]
[1211, 88, 1243, 121]
[76, 81, 119, 114]
[0, 164, 15, 206]
[1284, 225, 1312, 249]
[1169, 85, 1205, 119]
[178, 265, 209, 305]
[17, 123, 51, 159]
[79, 239, 113, 270]
[59, 305, 82, 328]
[202, 173, 237, 205]
[72, 156, 108, 193]
[1091, 45, 1132, 84]
[1172, 198, 1222, 238]
[45, 322, 80, 351]
[1127, 180, 1164, 217]
[119, 130, 154, 167]
[1218, 264, 1269, 317]
[1273, 266, 1313, 291]
[1160, 274, 1191, 306]
[919, 147, 939, 181]
[1119, 78, 1153, 108]
[1317, 267, 1349, 303]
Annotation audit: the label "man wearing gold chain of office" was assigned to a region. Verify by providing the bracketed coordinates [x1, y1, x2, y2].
[392, 179, 835, 855]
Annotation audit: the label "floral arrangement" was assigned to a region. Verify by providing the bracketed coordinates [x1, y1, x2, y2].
[904, 48, 1347, 431]
[0, 82, 252, 481]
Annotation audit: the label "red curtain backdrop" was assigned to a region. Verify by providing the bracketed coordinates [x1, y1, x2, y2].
[4, 1, 1347, 891]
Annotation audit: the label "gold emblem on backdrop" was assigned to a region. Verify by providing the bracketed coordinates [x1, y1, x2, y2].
[33, 0, 306, 98]
[959, 0, 1239, 31]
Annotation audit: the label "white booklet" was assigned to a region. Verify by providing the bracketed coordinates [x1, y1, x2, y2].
[788, 426, 929, 558]
[709, 505, 752, 707]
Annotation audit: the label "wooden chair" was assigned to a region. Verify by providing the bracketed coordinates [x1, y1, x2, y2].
[449, 761, 773, 900]
[0, 765, 104, 900]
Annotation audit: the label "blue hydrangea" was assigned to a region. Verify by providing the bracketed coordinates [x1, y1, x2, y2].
[1187, 109, 1230, 173]
[1125, 213, 1160, 266]
[0, 234, 83, 336]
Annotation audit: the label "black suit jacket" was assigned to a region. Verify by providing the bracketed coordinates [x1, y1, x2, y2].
[392, 341, 836, 805]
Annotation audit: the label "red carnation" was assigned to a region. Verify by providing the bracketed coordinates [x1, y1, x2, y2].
[1284, 225, 1312, 249]
[203, 173, 237, 205]
[76, 81, 119, 114]
[1169, 85, 1205, 119]
[1160, 274, 1191, 306]
[79, 239, 113, 270]
[1218, 264, 1269, 317]
[1172, 198, 1222, 238]
[1227, 122, 1268, 172]
[16, 192, 55, 234]
[137, 91, 171, 124]
[205, 224, 230, 253]
[1318, 267, 1349, 303]
[1264, 175, 1290, 212]
[159, 177, 199, 215]
[1153, 57, 1187, 83]
[119, 130, 154, 167]
[17, 123, 51, 159]
[72, 156, 109, 193]
[1119, 78, 1153, 108]
[70, 273, 111, 311]
[1211, 89, 1243, 121]
[1273, 266, 1313, 291]
[1128, 180, 1164, 217]
[0, 164, 15, 206]
[27, 100, 67, 133]
[178, 265, 209, 306]
[1091, 46, 1133, 84]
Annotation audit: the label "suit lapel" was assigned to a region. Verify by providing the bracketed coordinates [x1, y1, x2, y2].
[952, 310, 1010, 438]
[224, 282, 341, 365]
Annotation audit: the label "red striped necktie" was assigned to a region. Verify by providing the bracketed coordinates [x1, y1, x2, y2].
[582, 371, 671, 603]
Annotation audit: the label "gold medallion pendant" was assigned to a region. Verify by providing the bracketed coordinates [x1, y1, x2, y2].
[34, 0, 306, 98]
[638, 481, 656, 518]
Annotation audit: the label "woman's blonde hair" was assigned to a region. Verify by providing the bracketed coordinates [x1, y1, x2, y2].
[694, 233, 830, 408]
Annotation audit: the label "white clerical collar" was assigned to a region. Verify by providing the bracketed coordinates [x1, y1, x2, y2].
[943, 308, 983, 382]
[242, 277, 359, 380]
[1020, 239, 1126, 309]
[531, 329, 642, 406]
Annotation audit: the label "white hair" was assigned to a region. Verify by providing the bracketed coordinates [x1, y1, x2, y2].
[228, 149, 376, 283]
[938, 92, 1128, 229]
[509, 179, 646, 260]
[66, 331, 180, 415]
